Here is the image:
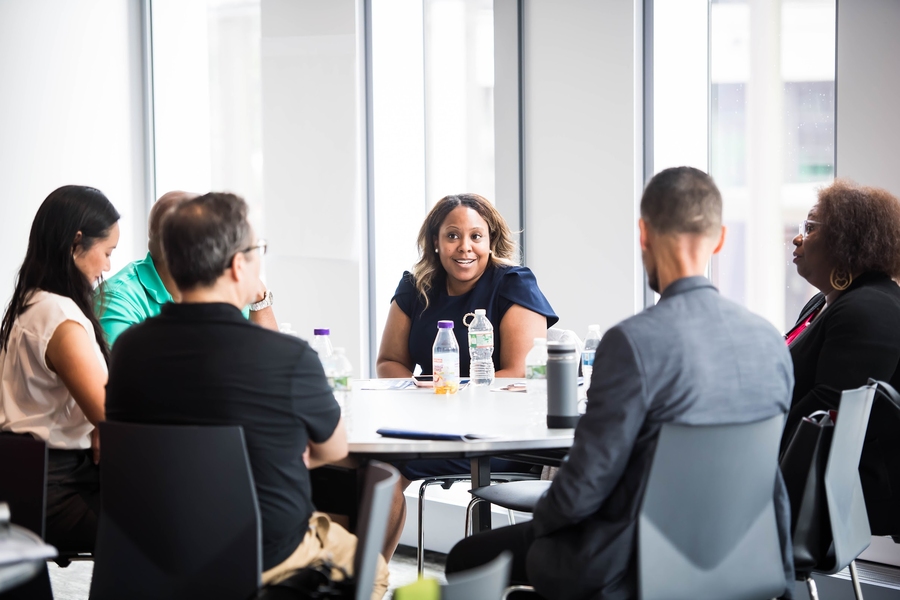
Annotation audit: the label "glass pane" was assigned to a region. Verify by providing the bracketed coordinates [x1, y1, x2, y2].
[424, 0, 495, 203]
[711, 0, 835, 331]
[151, 0, 264, 230]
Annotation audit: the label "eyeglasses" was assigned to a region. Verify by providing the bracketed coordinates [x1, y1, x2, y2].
[798, 220, 820, 238]
[241, 239, 268, 256]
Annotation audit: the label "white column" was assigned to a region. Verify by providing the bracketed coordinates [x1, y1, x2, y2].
[260, 0, 369, 374]
[521, 0, 643, 335]
[745, 0, 785, 329]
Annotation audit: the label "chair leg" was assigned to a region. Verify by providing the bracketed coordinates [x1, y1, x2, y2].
[806, 576, 819, 600]
[849, 560, 865, 600]
[465, 497, 485, 538]
[417, 479, 449, 576]
[502, 584, 536, 600]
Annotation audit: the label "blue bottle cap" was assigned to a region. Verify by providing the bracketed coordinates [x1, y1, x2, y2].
[437, 320, 454, 329]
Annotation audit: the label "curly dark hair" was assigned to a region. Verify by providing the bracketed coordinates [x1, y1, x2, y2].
[817, 178, 900, 278]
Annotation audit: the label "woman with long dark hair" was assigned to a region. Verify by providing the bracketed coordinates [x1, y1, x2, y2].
[0, 185, 120, 552]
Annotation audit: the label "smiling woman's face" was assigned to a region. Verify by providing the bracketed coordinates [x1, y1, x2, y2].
[792, 204, 833, 292]
[434, 205, 491, 295]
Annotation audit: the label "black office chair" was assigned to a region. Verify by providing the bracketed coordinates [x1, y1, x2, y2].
[785, 384, 876, 600]
[0, 434, 55, 600]
[638, 414, 788, 600]
[0, 434, 48, 539]
[89, 422, 262, 600]
[465, 480, 550, 536]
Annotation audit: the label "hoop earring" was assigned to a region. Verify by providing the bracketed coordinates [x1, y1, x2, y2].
[830, 268, 852, 291]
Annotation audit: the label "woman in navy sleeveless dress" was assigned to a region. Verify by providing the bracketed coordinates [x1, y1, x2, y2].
[377, 193, 557, 558]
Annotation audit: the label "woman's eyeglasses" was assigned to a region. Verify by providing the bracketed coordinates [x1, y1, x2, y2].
[798, 220, 820, 239]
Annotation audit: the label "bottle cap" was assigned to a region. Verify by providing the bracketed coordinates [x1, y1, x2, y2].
[314, 328, 330, 335]
[474, 309, 486, 315]
[438, 320, 454, 329]
[547, 341, 576, 354]
[588, 324, 601, 331]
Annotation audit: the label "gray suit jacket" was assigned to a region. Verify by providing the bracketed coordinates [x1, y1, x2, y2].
[527, 276, 795, 600]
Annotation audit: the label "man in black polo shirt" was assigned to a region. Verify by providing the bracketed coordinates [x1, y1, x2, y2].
[105, 192, 388, 597]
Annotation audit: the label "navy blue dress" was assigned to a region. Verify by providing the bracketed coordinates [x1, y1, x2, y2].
[390, 264, 558, 480]
[392, 264, 558, 377]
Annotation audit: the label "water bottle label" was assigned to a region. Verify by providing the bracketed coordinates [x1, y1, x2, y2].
[331, 376, 351, 391]
[468, 331, 494, 349]
[582, 350, 596, 368]
[526, 364, 547, 380]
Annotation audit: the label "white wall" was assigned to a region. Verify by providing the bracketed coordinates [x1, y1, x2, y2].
[522, 0, 643, 336]
[835, 0, 900, 196]
[0, 0, 148, 301]
[836, 0, 900, 569]
[260, 0, 369, 374]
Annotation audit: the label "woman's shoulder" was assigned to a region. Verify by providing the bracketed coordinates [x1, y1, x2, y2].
[20, 291, 90, 332]
[491, 264, 541, 290]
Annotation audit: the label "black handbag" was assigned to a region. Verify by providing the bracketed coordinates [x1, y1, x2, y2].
[779, 410, 835, 573]
[253, 561, 355, 600]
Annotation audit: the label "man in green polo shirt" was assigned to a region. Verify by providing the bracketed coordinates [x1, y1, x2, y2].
[97, 191, 277, 347]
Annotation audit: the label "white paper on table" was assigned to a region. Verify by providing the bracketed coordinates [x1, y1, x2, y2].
[0, 525, 57, 565]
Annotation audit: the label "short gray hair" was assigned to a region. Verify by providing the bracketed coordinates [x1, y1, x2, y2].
[161, 192, 251, 290]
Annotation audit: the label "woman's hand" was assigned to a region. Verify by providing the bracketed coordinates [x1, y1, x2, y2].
[45, 320, 107, 426]
[376, 301, 415, 378]
[496, 304, 549, 378]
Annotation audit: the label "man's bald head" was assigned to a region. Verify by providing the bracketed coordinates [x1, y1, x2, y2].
[148, 191, 198, 260]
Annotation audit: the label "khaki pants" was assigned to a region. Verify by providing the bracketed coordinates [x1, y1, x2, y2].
[262, 512, 389, 600]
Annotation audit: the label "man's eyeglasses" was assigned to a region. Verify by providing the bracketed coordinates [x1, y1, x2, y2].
[241, 239, 268, 256]
[798, 220, 820, 239]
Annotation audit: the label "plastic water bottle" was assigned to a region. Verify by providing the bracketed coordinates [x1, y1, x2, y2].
[324, 347, 353, 391]
[310, 328, 334, 359]
[279, 323, 300, 337]
[582, 324, 602, 389]
[466, 309, 494, 386]
[525, 338, 548, 396]
[432, 320, 460, 395]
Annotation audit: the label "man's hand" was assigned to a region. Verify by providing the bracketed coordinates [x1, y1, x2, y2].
[91, 427, 101, 465]
[248, 278, 279, 331]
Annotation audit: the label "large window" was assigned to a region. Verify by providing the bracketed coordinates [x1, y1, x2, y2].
[151, 0, 264, 231]
[370, 0, 495, 358]
[710, 0, 835, 331]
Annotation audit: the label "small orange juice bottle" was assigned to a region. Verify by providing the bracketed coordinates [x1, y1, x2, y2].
[432, 320, 459, 395]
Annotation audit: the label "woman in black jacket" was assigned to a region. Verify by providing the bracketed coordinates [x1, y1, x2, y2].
[785, 178, 900, 536]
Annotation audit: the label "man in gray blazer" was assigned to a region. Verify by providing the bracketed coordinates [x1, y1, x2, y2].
[446, 166, 795, 599]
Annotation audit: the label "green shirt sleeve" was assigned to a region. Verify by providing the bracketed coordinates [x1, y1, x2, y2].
[96, 291, 144, 349]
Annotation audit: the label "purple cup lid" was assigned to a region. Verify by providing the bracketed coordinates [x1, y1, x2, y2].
[437, 320, 454, 329]
[314, 328, 330, 335]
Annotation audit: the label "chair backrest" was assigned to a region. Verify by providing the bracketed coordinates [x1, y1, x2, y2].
[0, 433, 47, 538]
[353, 461, 399, 600]
[822, 384, 875, 573]
[638, 415, 786, 600]
[89, 422, 261, 600]
[443, 551, 512, 600]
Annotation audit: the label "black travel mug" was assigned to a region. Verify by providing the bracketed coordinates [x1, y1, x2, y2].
[546, 341, 580, 428]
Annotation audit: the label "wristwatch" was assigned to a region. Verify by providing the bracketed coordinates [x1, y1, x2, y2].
[250, 289, 274, 312]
